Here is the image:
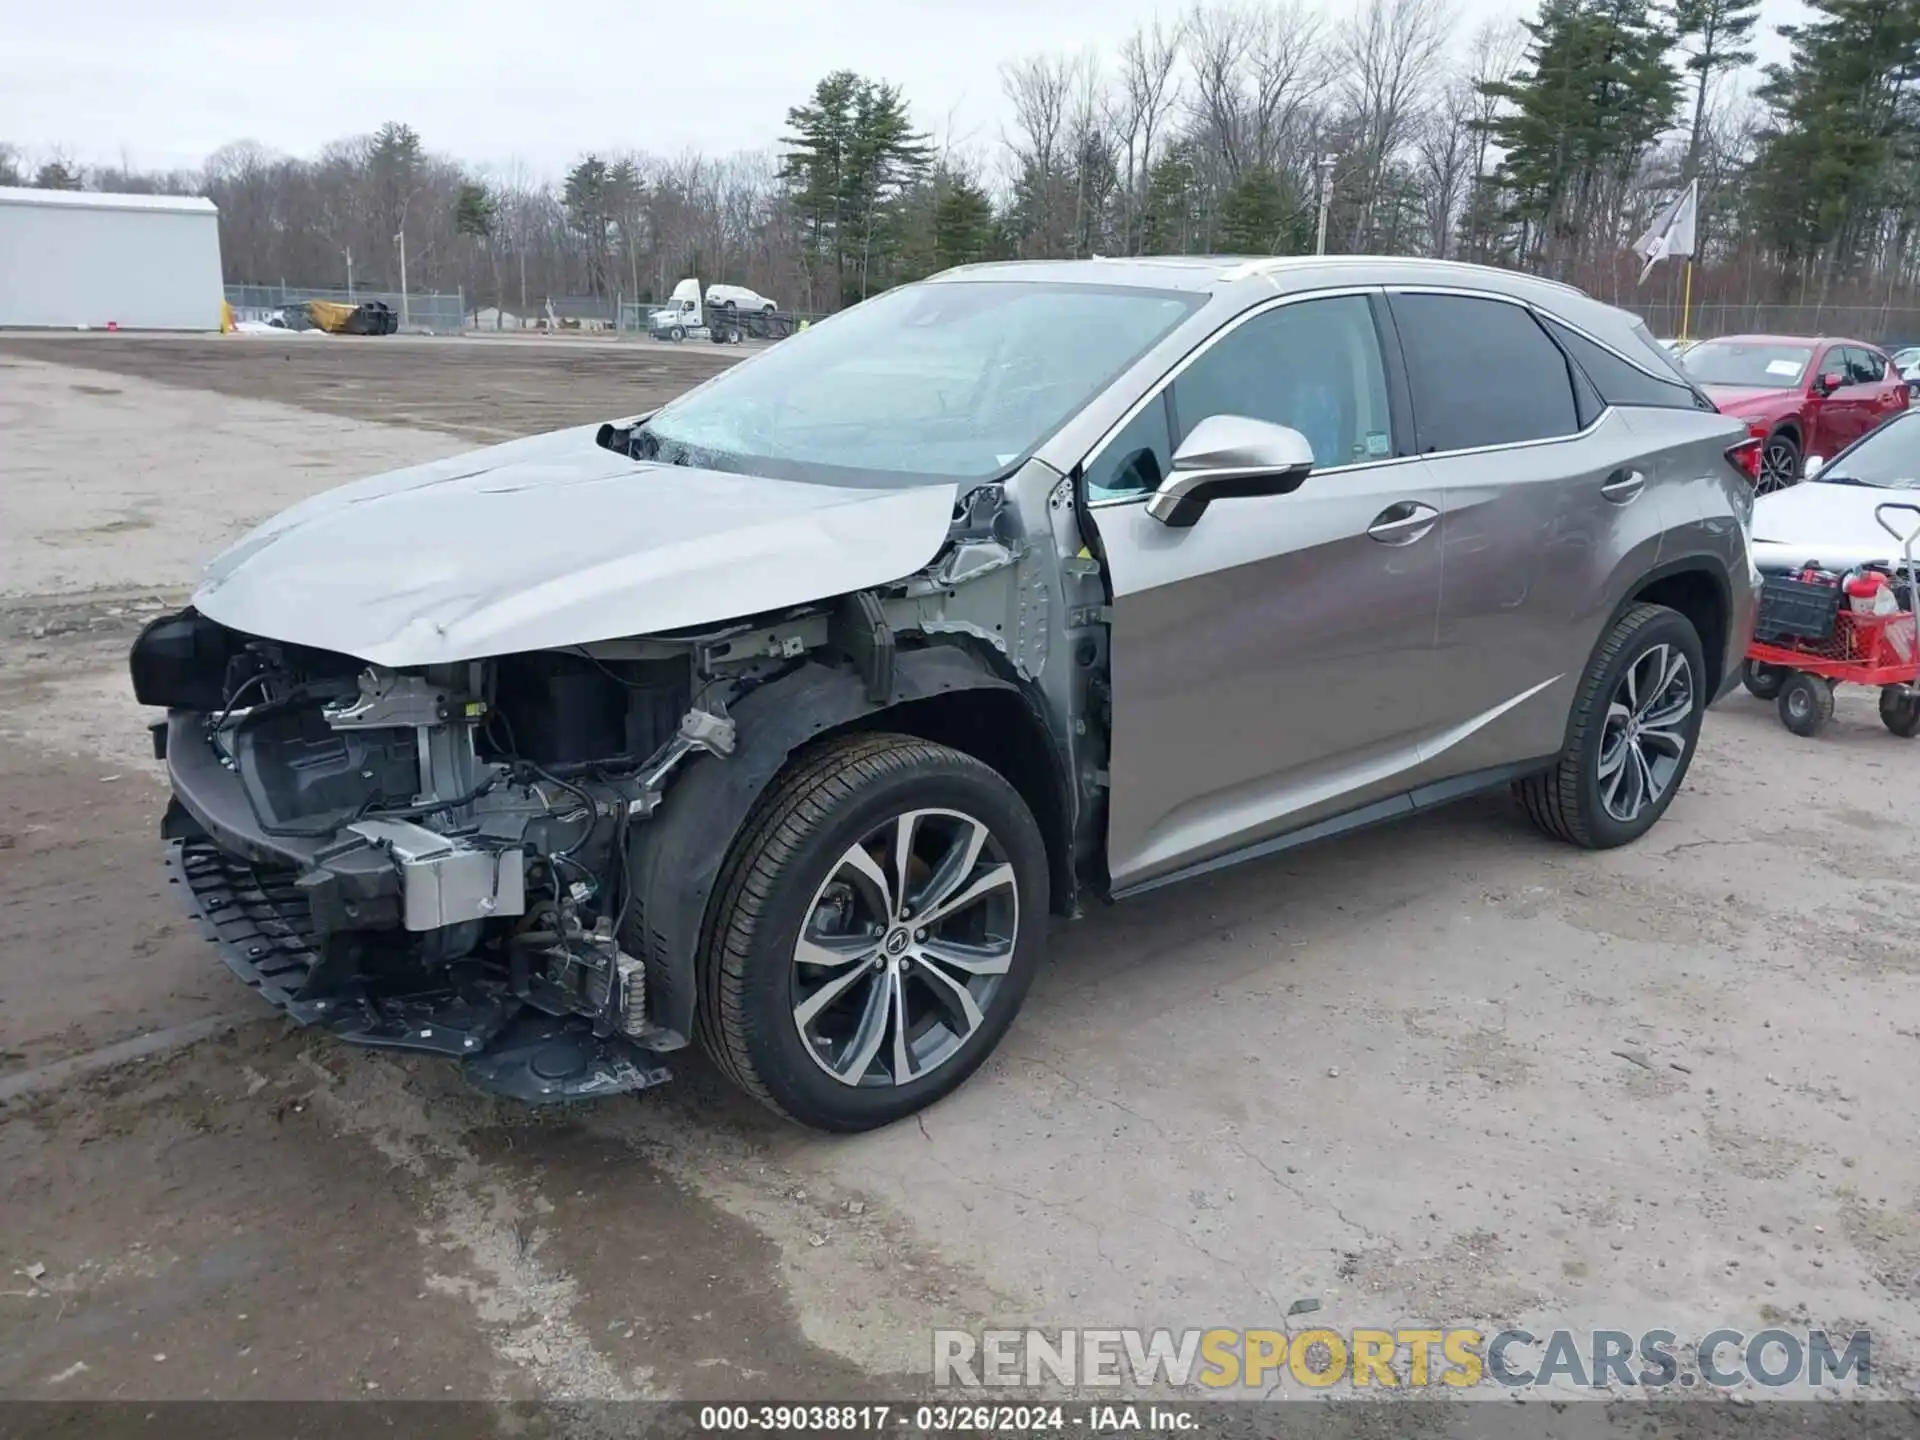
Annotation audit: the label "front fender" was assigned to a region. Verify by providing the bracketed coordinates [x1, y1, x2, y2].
[624, 648, 1020, 1047]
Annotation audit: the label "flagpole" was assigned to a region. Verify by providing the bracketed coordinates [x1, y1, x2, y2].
[1681, 258, 1695, 343]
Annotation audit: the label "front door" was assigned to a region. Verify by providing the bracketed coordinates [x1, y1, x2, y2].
[1091, 291, 1446, 892]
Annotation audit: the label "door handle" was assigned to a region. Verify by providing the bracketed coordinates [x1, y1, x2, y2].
[1366, 501, 1439, 545]
[1601, 468, 1646, 503]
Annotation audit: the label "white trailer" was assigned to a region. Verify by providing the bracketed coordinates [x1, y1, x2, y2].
[0, 186, 225, 331]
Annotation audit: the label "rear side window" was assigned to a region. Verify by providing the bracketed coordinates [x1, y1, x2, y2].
[1542, 316, 1714, 412]
[1391, 293, 1581, 453]
[1845, 348, 1887, 385]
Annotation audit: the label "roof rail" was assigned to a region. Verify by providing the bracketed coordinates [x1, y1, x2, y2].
[1216, 253, 1588, 298]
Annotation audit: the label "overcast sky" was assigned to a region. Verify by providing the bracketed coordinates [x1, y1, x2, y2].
[3, 0, 1814, 181]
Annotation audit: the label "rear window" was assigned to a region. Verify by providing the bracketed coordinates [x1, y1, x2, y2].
[1543, 317, 1714, 413]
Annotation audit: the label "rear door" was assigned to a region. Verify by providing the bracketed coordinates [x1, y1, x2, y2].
[1093, 290, 1447, 891]
[1846, 347, 1908, 441]
[1386, 289, 1673, 776]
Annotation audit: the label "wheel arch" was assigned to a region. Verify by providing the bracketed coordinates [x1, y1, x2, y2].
[625, 647, 1074, 1046]
[1626, 559, 1732, 698]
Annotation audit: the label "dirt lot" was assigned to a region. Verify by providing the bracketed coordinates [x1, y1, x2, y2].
[3, 333, 1919, 1414]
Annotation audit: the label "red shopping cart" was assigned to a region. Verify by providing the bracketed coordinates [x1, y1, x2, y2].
[1742, 503, 1920, 738]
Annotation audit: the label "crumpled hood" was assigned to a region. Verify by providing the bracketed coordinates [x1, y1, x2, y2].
[192, 423, 960, 666]
[1752, 481, 1920, 572]
[1702, 384, 1799, 417]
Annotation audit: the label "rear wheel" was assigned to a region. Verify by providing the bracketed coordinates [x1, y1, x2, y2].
[1516, 604, 1705, 849]
[1758, 431, 1802, 495]
[1880, 685, 1920, 737]
[1742, 659, 1789, 700]
[699, 733, 1049, 1132]
[1778, 673, 1834, 736]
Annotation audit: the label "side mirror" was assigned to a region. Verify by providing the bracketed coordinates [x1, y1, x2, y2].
[1146, 415, 1316, 528]
[1805, 455, 1826, 478]
[1817, 371, 1845, 395]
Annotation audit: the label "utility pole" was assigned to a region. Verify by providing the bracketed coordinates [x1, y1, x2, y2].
[1314, 155, 1336, 256]
[395, 229, 409, 330]
[345, 248, 354, 300]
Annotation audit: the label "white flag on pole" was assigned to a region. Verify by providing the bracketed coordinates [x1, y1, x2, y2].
[1634, 179, 1699, 285]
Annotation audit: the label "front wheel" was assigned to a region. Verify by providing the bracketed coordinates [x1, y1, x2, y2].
[1515, 603, 1706, 849]
[667, 325, 685, 342]
[699, 733, 1050, 1132]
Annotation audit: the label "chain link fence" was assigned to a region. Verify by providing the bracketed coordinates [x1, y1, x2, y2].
[1627, 301, 1920, 348]
[224, 284, 467, 334]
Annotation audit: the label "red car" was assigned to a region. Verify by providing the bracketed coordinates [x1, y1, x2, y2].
[1680, 334, 1910, 494]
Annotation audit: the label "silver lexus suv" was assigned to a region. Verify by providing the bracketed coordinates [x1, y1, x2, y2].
[132, 256, 1760, 1131]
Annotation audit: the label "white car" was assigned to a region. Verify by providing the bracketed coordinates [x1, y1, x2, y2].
[704, 283, 778, 313]
[1893, 347, 1920, 394]
[1751, 409, 1920, 573]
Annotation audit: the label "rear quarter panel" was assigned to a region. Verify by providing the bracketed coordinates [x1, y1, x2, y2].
[1617, 407, 1759, 697]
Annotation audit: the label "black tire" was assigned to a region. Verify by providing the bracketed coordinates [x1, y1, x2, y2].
[1880, 685, 1920, 737]
[1742, 659, 1789, 700]
[1515, 603, 1707, 849]
[1778, 672, 1834, 736]
[667, 325, 685, 342]
[1759, 430, 1802, 495]
[698, 733, 1050, 1132]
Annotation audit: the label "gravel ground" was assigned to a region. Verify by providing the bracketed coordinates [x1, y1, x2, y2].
[2, 335, 1917, 1415]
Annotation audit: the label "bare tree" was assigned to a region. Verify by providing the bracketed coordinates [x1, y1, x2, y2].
[1111, 20, 1183, 253]
[1336, 0, 1453, 250]
[1000, 52, 1080, 256]
[1244, 1, 1327, 174]
[1415, 78, 1475, 257]
[1457, 15, 1528, 261]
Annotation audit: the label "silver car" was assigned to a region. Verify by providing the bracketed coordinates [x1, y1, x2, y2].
[132, 256, 1760, 1131]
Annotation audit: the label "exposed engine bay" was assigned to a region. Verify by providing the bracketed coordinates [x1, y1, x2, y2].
[132, 467, 1107, 1104]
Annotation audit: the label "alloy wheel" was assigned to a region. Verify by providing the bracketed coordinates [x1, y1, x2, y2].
[1757, 439, 1799, 495]
[1598, 643, 1696, 824]
[791, 809, 1018, 1087]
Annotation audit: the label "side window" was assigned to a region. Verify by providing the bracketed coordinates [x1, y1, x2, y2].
[1847, 348, 1886, 385]
[1085, 392, 1173, 503]
[1541, 316, 1713, 413]
[1170, 295, 1393, 471]
[1392, 293, 1582, 453]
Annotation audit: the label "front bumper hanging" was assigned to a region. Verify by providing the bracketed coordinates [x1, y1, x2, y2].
[165, 833, 674, 1103]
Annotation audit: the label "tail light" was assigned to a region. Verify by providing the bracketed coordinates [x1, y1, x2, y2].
[1725, 436, 1764, 484]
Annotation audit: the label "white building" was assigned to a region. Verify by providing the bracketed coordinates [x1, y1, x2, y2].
[0, 186, 225, 331]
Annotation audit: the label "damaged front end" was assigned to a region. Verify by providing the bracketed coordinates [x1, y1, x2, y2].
[135, 611, 736, 1102]
[132, 444, 1104, 1108]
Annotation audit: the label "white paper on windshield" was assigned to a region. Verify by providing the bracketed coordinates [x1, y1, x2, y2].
[1767, 359, 1803, 377]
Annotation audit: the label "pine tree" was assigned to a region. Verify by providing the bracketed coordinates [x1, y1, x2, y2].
[1745, 0, 1920, 287]
[32, 160, 82, 190]
[1218, 166, 1295, 255]
[1672, 0, 1761, 177]
[1140, 144, 1202, 255]
[563, 155, 615, 296]
[781, 71, 932, 306]
[930, 173, 997, 270]
[1480, 0, 1679, 272]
